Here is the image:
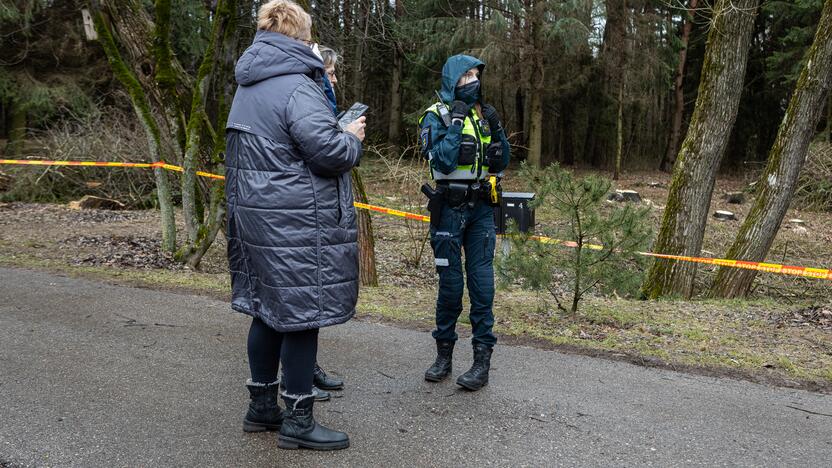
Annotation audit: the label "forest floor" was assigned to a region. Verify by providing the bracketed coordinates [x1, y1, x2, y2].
[1, 155, 831, 392]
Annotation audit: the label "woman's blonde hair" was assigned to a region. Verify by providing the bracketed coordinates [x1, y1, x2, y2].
[257, 0, 312, 40]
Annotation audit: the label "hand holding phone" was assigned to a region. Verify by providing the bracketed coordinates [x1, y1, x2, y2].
[338, 102, 369, 130]
[344, 116, 366, 142]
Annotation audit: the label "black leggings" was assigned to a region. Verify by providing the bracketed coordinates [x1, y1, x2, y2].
[247, 317, 319, 395]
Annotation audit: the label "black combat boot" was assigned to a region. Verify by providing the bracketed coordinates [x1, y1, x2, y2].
[456, 344, 493, 391]
[277, 393, 350, 451]
[242, 380, 283, 432]
[424, 340, 454, 382]
[313, 363, 344, 391]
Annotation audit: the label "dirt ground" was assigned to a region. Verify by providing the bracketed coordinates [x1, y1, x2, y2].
[1, 156, 831, 391]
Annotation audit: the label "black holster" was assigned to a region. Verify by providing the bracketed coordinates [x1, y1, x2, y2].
[421, 183, 445, 229]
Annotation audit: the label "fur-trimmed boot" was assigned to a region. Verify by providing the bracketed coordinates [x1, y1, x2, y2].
[277, 392, 350, 451]
[242, 379, 283, 432]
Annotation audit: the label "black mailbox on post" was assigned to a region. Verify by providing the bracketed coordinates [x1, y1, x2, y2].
[494, 192, 535, 234]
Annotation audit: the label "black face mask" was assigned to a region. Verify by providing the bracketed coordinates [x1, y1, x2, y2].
[455, 80, 480, 105]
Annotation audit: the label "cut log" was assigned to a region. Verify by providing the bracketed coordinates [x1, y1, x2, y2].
[713, 210, 737, 221]
[608, 189, 641, 203]
[68, 195, 126, 210]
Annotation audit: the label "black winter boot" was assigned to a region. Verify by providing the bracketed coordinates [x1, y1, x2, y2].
[456, 344, 493, 391]
[281, 373, 331, 402]
[424, 340, 454, 382]
[313, 363, 344, 390]
[243, 380, 283, 432]
[278, 393, 350, 451]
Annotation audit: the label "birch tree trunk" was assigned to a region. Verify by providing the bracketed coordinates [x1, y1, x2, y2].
[710, 0, 832, 298]
[642, 0, 760, 299]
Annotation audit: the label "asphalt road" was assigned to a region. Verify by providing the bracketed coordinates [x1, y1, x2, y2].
[1, 267, 831, 467]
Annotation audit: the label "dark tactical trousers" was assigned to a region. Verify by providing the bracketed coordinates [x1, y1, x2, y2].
[430, 199, 497, 347]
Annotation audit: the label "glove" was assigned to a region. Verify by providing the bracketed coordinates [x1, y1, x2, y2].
[486, 142, 503, 172]
[481, 104, 503, 134]
[450, 100, 470, 126]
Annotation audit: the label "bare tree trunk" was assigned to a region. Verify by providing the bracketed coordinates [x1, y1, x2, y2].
[660, 0, 699, 172]
[178, 0, 239, 267]
[642, 0, 759, 299]
[350, 4, 370, 104]
[5, 103, 26, 157]
[387, 0, 403, 152]
[351, 168, 378, 286]
[614, 78, 624, 180]
[710, 0, 832, 298]
[827, 92, 832, 142]
[526, 0, 544, 167]
[90, 3, 177, 252]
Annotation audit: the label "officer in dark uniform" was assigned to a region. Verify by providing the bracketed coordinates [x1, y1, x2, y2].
[418, 54, 510, 391]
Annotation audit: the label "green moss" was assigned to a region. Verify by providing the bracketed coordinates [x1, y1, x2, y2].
[153, 0, 176, 87]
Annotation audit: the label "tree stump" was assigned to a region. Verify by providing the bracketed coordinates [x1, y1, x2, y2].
[608, 189, 641, 203]
[713, 210, 737, 221]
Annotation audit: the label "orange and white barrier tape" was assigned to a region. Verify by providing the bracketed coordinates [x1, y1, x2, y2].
[639, 252, 832, 281]
[3, 158, 829, 281]
[0, 158, 163, 169]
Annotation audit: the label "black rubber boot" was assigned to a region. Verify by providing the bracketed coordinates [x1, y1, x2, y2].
[456, 344, 493, 391]
[278, 393, 350, 451]
[424, 340, 454, 382]
[313, 363, 344, 391]
[243, 380, 283, 432]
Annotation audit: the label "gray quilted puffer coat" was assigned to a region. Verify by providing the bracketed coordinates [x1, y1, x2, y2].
[225, 30, 363, 332]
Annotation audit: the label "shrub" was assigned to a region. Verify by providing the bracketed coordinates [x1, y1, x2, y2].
[498, 163, 653, 313]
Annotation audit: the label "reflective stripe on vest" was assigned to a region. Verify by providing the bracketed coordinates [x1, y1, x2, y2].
[420, 103, 492, 181]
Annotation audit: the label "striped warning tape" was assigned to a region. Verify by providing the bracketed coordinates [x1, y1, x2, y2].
[639, 252, 832, 280]
[3, 158, 830, 280]
[0, 158, 163, 168]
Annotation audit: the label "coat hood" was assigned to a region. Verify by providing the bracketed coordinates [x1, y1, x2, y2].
[439, 54, 485, 103]
[235, 30, 324, 86]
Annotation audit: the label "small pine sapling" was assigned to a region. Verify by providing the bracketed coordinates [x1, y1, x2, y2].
[498, 163, 653, 313]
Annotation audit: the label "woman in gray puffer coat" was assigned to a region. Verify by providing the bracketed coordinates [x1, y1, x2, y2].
[224, 0, 365, 451]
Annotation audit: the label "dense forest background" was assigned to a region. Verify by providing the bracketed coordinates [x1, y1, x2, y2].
[1, 0, 828, 171]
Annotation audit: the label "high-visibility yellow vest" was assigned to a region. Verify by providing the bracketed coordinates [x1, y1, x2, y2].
[420, 102, 492, 181]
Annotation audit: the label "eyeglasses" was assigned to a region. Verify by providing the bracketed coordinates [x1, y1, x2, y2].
[326, 70, 337, 79]
[296, 37, 314, 46]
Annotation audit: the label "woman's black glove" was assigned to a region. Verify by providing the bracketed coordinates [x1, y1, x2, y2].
[481, 104, 503, 134]
[451, 100, 470, 126]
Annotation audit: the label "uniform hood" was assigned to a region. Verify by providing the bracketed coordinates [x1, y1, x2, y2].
[235, 30, 324, 86]
[439, 54, 485, 103]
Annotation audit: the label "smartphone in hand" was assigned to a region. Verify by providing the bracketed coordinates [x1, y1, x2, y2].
[338, 102, 369, 130]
